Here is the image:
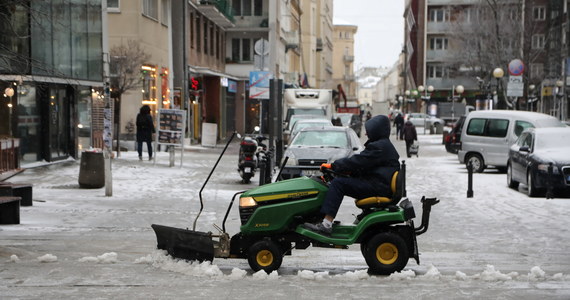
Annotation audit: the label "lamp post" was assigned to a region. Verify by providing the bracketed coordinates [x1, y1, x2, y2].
[493, 67, 504, 108]
[528, 84, 537, 111]
[418, 85, 434, 133]
[453, 85, 464, 123]
[404, 90, 410, 113]
[555, 80, 564, 119]
[4, 87, 14, 136]
[398, 95, 403, 111]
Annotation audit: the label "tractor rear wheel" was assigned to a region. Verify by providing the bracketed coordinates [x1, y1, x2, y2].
[364, 232, 409, 275]
[247, 239, 283, 273]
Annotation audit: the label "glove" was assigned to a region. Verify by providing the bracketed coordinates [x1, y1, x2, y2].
[320, 163, 332, 172]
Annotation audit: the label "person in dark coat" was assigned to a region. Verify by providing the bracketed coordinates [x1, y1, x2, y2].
[136, 105, 155, 161]
[303, 115, 400, 235]
[394, 113, 404, 140]
[402, 120, 418, 158]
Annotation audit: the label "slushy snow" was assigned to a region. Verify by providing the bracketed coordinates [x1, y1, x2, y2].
[78, 252, 118, 264]
[37, 254, 57, 263]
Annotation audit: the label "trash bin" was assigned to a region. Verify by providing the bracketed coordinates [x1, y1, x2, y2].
[78, 151, 105, 188]
[435, 123, 444, 134]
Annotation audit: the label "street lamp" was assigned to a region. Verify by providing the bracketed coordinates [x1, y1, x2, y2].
[4, 87, 14, 135]
[493, 68, 504, 108]
[418, 85, 434, 133]
[452, 85, 464, 122]
[556, 80, 564, 119]
[528, 84, 537, 111]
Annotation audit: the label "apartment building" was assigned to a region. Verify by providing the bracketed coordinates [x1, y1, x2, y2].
[332, 20, 358, 104]
[404, 0, 567, 119]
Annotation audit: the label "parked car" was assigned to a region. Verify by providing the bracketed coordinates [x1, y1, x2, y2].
[507, 127, 570, 197]
[458, 110, 565, 173]
[288, 119, 333, 144]
[444, 115, 466, 154]
[406, 113, 445, 128]
[334, 113, 363, 136]
[280, 126, 364, 179]
[283, 114, 328, 144]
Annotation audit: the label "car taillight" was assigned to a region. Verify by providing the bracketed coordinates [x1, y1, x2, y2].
[245, 156, 253, 161]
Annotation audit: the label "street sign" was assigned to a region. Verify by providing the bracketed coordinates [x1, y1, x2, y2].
[249, 71, 272, 99]
[508, 59, 525, 76]
[507, 75, 524, 97]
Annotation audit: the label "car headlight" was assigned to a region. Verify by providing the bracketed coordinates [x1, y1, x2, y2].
[239, 196, 257, 208]
[283, 151, 297, 166]
[537, 164, 559, 174]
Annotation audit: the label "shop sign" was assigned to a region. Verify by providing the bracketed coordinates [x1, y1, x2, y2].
[228, 80, 237, 93]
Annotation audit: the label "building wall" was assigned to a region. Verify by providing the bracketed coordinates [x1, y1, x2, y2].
[107, 0, 170, 138]
[332, 23, 357, 100]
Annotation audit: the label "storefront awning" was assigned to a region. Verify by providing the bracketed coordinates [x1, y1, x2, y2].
[188, 66, 247, 81]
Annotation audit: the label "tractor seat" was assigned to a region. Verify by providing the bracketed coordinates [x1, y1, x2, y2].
[354, 171, 403, 210]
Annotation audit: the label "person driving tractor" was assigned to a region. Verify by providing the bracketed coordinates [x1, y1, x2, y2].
[303, 115, 401, 235]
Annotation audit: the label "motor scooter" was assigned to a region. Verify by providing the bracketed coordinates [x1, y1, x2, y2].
[238, 136, 258, 184]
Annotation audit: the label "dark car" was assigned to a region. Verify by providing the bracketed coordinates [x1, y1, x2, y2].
[280, 126, 364, 179]
[334, 113, 363, 137]
[507, 127, 570, 197]
[444, 115, 466, 154]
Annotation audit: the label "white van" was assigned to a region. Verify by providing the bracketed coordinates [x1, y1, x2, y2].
[458, 110, 564, 172]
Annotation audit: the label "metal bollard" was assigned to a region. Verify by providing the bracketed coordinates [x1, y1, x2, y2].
[467, 161, 473, 198]
[401, 160, 406, 197]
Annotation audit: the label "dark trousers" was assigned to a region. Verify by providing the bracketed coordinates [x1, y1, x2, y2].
[321, 177, 387, 218]
[405, 139, 413, 157]
[396, 125, 403, 140]
[137, 140, 153, 158]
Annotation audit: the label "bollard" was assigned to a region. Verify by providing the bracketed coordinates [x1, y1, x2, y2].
[169, 146, 175, 167]
[467, 161, 473, 198]
[401, 160, 407, 197]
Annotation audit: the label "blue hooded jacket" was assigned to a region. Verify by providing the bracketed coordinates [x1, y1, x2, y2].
[332, 115, 400, 189]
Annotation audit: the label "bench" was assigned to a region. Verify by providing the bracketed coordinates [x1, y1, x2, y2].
[0, 196, 21, 224]
[0, 183, 33, 206]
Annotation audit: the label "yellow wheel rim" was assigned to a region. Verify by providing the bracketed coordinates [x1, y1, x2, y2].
[376, 242, 398, 265]
[256, 250, 273, 267]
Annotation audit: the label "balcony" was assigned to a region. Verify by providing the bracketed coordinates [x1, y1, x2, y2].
[197, 0, 235, 28]
[344, 74, 355, 81]
[283, 30, 299, 48]
[343, 55, 354, 62]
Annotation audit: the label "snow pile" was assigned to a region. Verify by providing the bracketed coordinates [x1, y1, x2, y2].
[388, 269, 416, 280]
[7, 254, 20, 263]
[421, 264, 441, 280]
[78, 252, 118, 264]
[297, 270, 329, 281]
[334, 269, 369, 281]
[139, 250, 223, 278]
[528, 266, 546, 281]
[37, 254, 58, 263]
[455, 271, 468, 281]
[253, 270, 279, 280]
[228, 268, 247, 280]
[479, 265, 518, 281]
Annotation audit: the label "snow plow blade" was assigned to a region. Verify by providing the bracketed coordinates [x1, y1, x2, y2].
[151, 224, 214, 262]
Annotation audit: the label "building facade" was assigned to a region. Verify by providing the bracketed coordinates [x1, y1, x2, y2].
[332, 20, 358, 105]
[1, 1, 104, 163]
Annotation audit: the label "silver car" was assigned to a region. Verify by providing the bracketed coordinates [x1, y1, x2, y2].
[406, 113, 444, 128]
[280, 126, 364, 179]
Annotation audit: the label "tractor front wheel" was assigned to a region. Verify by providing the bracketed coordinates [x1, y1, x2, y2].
[247, 239, 283, 273]
[364, 232, 409, 275]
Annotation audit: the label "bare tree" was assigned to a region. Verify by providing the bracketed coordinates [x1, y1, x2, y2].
[447, 0, 547, 109]
[109, 40, 150, 155]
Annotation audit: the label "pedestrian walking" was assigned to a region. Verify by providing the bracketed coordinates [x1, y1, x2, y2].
[402, 120, 417, 158]
[136, 105, 155, 161]
[394, 113, 404, 140]
[366, 111, 372, 121]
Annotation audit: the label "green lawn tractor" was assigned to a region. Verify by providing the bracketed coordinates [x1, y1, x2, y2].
[152, 133, 439, 275]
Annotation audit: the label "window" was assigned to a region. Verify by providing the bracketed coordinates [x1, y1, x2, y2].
[143, 0, 158, 20]
[532, 34, 545, 49]
[514, 121, 534, 137]
[233, 0, 262, 16]
[196, 15, 201, 52]
[429, 37, 448, 50]
[466, 118, 509, 137]
[427, 65, 448, 78]
[161, 0, 169, 26]
[108, 0, 120, 11]
[231, 38, 252, 62]
[533, 6, 546, 20]
[204, 20, 209, 54]
[429, 8, 449, 22]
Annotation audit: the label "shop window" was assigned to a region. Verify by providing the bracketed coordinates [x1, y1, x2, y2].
[141, 65, 157, 104]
